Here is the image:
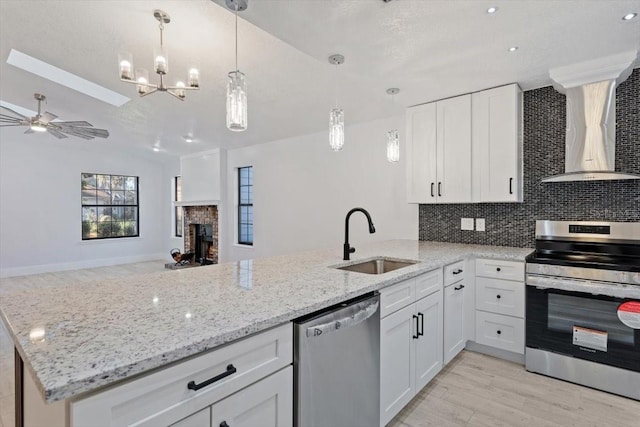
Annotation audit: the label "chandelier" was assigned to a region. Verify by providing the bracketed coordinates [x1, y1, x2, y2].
[226, 0, 249, 131]
[328, 54, 345, 152]
[118, 10, 199, 101]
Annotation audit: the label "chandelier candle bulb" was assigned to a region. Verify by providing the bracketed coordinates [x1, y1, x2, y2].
[154, 52, 168, 75]
[135, 68, 149, 95]
[176, 81, 186, 99]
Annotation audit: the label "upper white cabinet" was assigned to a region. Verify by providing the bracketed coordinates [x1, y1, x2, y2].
[472, 84, 523, 202]
[406, 95, 472, 204]
[180, 149, 225, 203]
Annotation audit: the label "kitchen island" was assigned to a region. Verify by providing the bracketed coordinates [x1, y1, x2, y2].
[0, 240, 532, 425]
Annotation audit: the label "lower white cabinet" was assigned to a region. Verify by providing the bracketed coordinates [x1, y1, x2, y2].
[171, 408, 210, 427]
[443, 279, 466, 365]
[475, 312, 525, 354]
[380, 270, 443, 427]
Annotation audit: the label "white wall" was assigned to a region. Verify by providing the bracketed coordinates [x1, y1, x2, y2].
[223, 115, 417, 262]
[0, 135, 171, 277]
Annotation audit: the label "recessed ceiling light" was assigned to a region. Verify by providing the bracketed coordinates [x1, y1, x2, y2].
[6, 49, 130, 107]
[622, 13, 637, 20]
[183, 135, 194, 143]
[487, 6, 498, 14]
[508, 46, 519, 52]
[152, 147, 160, 152]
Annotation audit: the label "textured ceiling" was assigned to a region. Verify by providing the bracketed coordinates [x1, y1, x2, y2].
[1, 0, 638, 157]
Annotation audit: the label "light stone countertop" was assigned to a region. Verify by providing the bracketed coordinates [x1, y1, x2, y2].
[0, 240, 532, 403]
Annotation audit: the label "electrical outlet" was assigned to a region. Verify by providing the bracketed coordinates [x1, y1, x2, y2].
[476, 218, 486, 232]
[461, 218, 474, 231]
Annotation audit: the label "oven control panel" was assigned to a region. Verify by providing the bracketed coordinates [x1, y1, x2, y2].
[568, 224, 610, 235]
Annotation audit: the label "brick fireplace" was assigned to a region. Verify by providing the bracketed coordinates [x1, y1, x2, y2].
[183, 205, 219, 264]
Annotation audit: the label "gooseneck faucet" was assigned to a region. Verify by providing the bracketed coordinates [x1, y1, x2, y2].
[344, 207, 376, 260]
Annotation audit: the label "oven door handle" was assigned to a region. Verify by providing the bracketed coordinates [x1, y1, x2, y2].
[526, 274, 640, 300]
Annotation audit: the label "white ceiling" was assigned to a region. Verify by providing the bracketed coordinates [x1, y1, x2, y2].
[1, 0, 638, 157]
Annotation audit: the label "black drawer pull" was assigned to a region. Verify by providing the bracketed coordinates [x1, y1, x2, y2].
[413, 315, 419, 339]
[509, 177, 513, 195]
[438, 182, 442, 197]
[454, 284, 465, 291]
[452, 269, 463, 275]
[188, 364, 237, 391]
[220, 422, 230, 427]
[496, 294, 501, 299]
[497, 330, 502, 335]
[417, 312, 424, 337]
[431, 182, 435, 197]
[496, 267, 501, 272]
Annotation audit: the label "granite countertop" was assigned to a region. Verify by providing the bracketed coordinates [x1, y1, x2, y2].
[0, 240, 532, 403]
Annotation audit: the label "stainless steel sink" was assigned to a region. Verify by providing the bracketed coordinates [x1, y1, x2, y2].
[335, 257, 418, 274]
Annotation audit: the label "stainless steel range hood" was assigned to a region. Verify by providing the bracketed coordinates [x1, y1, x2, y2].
[542, 51, 639, 183]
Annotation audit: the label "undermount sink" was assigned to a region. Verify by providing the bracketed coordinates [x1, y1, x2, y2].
[335, 257, 418, 275]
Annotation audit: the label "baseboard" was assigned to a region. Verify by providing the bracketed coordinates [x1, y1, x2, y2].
[0, 253, 167, 278]
[465, 341, 525, 365]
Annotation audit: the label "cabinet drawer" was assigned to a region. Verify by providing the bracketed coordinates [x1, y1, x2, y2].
[476, 277, 524, 318]
[444, 260, 465, 286]
[71, 324, 293, 427]
[415, 269, 443, 300]
[380, 279, 416, 318]
[475, 311, 524, 354]
[475, 259, 524, 281]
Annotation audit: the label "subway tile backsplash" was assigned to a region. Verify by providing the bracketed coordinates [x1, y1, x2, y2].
[418, 69, 640, 248]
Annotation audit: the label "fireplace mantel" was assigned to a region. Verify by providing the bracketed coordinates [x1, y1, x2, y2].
[174, 200, 220, 207]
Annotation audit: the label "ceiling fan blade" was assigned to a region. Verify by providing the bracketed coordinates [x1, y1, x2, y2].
[39, 111, 58, 124]
[0, 114, 25, 125]
[56, 120, 93, 127]
[82, 128, 109, 138]
[0, 105, 28, 119]
[58, 127, 93, 140]
[46, 127, 68, 139]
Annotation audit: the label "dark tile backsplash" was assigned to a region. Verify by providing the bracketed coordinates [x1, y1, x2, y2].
[418, 69, 640, 248]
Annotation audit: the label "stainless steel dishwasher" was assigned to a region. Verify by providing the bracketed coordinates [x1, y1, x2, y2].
[294, 292, 380, 427]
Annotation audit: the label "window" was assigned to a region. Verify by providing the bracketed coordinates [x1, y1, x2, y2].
[174, 176, 183, 237]
[81, 173, 139, 239]
[238, 166, 253, 245]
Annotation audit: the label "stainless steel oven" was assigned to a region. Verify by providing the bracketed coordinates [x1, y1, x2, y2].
[525, 221, 640, 400]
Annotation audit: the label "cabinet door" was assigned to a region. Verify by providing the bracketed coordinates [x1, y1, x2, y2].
[406, 103, 437, 203]
[436, 95, 472, 203]
[472, 84, 522, 202]
[211, 367, 292, 427]
[444, 281, 466, 365]
[171, 408, 211, 427]
[380, 304, 416, 427]
[414, 291, 443, 392]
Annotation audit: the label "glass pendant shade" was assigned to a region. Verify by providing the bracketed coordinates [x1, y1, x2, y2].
[387, 129, 400, 162]
[118, 53, 134, 80]
[329, 108, 345, 152]
[188, 68, 200, 88]
[227, 71, 248, 132]
[153, 46, 168, 74]
[175, 81, 186, 99]
[135, 69, 150, 94]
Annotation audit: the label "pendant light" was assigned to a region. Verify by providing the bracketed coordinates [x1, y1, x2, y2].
[386, 88, 400, 162]
[328, 54, 345, 152]
[226, 0, 248, 132]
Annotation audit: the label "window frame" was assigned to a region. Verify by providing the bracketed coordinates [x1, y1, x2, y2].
[174, 175, 183, 238]
[81, 173, 140, 240]
[237, 166, 253, 246]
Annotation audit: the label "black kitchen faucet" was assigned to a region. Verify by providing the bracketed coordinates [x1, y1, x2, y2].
[343, 207, 376, 260]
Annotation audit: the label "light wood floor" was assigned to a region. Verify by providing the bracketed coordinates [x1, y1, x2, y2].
[2, 263, 640, 427]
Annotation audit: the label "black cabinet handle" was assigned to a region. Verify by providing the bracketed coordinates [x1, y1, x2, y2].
[496, 294, 501, 299]
[220, 422, 230, 427]
[509, 177, 513, 195]
[417, 312, 424, 337]
[497, 330, 502, 335]
[452, 269, 463, 275]
[454, 284, 465, 291]
[412, 315, 419, 339]
[496, 267, 501, 272]
[438, 182, 442, 197]
[431, 182, 435, 197]
[188, 364, 237, 391]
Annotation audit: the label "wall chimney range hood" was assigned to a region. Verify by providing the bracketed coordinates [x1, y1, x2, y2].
[542, 51, 639, 183]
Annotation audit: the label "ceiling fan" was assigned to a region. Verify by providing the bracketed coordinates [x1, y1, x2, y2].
[0, 93, 109, 140]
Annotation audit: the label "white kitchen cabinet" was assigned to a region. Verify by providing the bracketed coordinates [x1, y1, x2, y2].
[472, 84, 523, 203]
[170, 408, 210, 427]
[406, 95, 472, 204]
[380, 269, 443, 427]
[211, 366, 293, 427]
[474, 259, 525, 356]
[70, 324, 292, 427]
[443, 278, 466, 365]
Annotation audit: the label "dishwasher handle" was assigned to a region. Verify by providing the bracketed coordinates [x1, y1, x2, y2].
[305, 299, 379, 338]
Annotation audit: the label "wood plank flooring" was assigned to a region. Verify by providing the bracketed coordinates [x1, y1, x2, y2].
[1, 263, 640, 427]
